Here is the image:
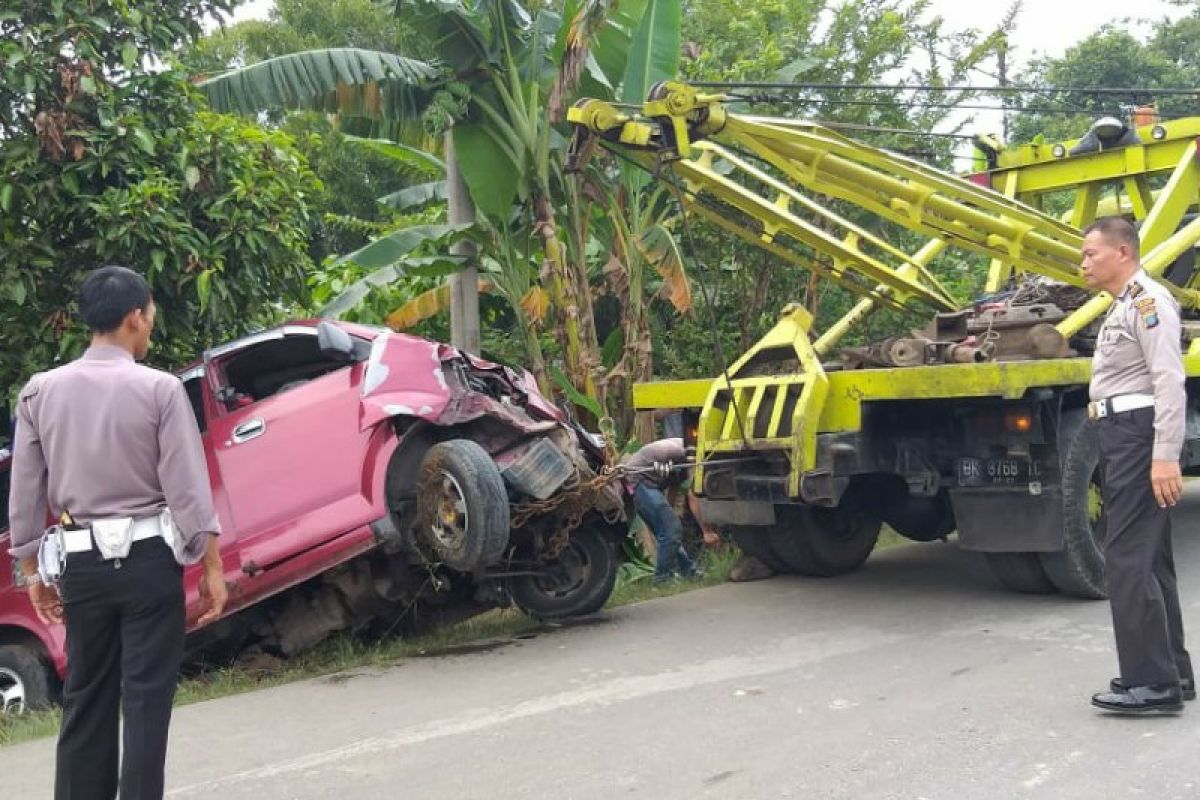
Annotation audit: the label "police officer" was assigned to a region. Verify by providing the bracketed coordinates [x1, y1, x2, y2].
[7, 266, 228, 798]
[1081, 217, 1194, 714]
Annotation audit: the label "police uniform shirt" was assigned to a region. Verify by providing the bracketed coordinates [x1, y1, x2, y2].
[6, 345, 220, 560]
[1089, 269, 1186, 462]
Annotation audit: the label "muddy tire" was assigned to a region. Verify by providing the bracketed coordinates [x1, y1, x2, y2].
[415, 440, 510, 572]
[509, 526, 618, 620]
[769, 504, 882, 577]
[0, 644, 56, 714]
[730, 526, 789, 573]
[985, 553, 1057, 594]
[1039, 418, 1107, 599]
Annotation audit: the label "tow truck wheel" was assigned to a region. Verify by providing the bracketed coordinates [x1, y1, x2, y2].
[769, 503, 882, 577]
[984, 552, 1057, 594]
[1039, 417, 1107, 599]
[729, 526, 789, 573]
[415, 440, 510, 572]
[508, 525, 618, 620]
[0, 644, 56, 714]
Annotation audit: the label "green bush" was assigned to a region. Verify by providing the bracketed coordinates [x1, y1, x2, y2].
[0, 0, 320, 394]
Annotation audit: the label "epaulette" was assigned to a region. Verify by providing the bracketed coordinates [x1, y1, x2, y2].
[19, 373, 45, 402]
[1127, 281, 1145, 300]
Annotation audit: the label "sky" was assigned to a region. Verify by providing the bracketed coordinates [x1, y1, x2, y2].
[227, 0, 1189, 62]
[222, 0, 1192, 139]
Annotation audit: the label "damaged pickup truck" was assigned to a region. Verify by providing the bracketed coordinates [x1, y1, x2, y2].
[0, 320, 629, 712]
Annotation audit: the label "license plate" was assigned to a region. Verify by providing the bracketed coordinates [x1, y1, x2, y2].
[956, 457, 1036, 486]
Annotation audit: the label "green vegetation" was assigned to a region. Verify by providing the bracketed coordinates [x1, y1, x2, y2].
[7, 0, 1200, 412]
[0, 532, 928, 749]
[0, 543, 744, 748]
[4, 0, 1199, 747]
[188, 0, 1019, 435]
[1010, 4, 1200, 145]
[0, 0, 321, 395]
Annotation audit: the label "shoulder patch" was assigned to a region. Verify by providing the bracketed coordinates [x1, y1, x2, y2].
[1137, 296, 1160, 328]
[1127, 281, 1146, 299]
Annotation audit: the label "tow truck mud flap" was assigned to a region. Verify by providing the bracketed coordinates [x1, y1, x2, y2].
[949, 486, 1065, 552]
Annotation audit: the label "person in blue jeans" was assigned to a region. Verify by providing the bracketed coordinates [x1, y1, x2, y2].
[623, 438, 719, 583]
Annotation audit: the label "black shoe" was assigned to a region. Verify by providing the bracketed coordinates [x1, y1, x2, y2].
[1092, 684, 1184, 714]
[1109, 676, 1196, 701]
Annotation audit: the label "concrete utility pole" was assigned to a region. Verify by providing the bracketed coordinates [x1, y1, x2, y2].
[445, 131, 480, 354]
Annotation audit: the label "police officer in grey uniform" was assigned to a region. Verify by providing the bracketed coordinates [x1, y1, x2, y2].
[7, 266, 229, 798]
[1081, 217, 1194, 714]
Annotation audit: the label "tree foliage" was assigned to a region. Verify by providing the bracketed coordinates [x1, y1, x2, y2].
[1009, 6, 1200, 145]
[647, 0, 1009, 380]
[0, 0, 320, 394]
[184, 0, 423, 76]
[182, 1, 443, 265]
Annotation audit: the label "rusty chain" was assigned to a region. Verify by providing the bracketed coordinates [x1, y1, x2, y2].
[509, 421, 754, 559]
[511, 419, 627, 558]
[510, 464, 629, 557]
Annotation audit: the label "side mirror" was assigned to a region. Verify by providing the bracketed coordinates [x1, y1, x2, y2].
[317, 321, 358, 363]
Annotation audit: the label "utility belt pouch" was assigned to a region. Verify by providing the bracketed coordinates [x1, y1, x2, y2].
[37, 526, 66, 584]
[92, 517, 135, 560]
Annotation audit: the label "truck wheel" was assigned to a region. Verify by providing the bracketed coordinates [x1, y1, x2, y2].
[769, 504, 882, 577]
[509, 526, 618, 620]
[730, 526, 789, 573]
[416, 440, 510, 572]
[0, 644, 56, 714]
[882, 491, 956, 542]
[1039, 420, 1107, 599]
[984, 553, 1057, 594]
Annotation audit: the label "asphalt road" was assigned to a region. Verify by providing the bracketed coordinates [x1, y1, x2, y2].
[6, 492, 1200, 799]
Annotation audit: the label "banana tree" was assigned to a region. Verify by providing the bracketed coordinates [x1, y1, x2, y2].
[384, 0, 687, 437]
[560, 0, 688, 441]
[197, 0, 647, 407]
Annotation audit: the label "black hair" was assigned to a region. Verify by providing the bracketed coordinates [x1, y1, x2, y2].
[77, 266, 152, 333]
[1082, 216, 1140, 257]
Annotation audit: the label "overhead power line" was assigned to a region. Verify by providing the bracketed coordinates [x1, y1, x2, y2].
[810, 121, 979, 140]
[725, 94, 1114, 116]
[691, 81, 1200, 96]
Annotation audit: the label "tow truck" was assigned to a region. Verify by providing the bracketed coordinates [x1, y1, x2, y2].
[566, 82, 1200, 598]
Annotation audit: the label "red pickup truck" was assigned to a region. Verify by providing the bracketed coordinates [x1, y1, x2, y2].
[0, 320, 629, 713]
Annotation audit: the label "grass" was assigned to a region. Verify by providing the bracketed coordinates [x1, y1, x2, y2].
[0, 609, 546, 748]
[0, 545, 741, 748]
[608, 545, 741, 606]
[0, 707, 58, 747]
[0, 531, 917, 748]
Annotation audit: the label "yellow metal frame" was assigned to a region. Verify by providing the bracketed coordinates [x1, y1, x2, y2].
[693, 304, 828, 498]
[568, 85, 1200, 498]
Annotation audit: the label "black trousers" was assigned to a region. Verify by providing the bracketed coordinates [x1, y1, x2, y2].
[56, 537, 185, 800]
[1097, 407, 1193, 688]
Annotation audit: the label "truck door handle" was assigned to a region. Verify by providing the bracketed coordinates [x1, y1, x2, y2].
[232, 418, 266, 444]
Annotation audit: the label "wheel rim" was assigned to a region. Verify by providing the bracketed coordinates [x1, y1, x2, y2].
[429, 471, 470, 550]
[532, 540, 591, 598]
[0, 666, 27, 715]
